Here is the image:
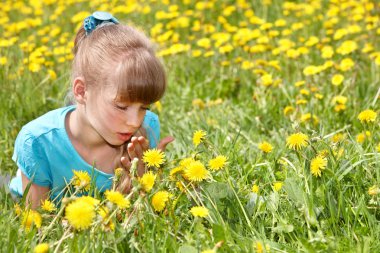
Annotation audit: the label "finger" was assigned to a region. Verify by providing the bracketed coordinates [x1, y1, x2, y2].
[137, 162, 146, 177]
[138, 136, 149, 151]
[157, 136, 175, 151]
[127, 142, 138, 160]
[131, 137, 143, 158]
[121, 156, 131, 169]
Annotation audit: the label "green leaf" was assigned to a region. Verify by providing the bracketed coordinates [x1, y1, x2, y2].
[212, 224, 226, 242]
[283, 178, 304, 206]
[204, 182, 229, 200]
[272, 224, 294, 233]
[178, 245, 197, 253]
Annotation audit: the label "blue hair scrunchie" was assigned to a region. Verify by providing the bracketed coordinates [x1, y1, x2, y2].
[83, 11, 119, 35]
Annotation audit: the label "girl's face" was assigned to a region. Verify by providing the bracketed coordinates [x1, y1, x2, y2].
[84, 84, 150, 146]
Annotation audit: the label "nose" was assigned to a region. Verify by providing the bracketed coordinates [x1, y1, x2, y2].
[125, 109, 142, 129]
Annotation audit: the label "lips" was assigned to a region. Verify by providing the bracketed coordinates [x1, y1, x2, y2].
[117, 132, 133, 141]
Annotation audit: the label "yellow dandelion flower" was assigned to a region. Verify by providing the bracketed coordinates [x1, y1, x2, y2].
[273, 182, 283, 191]
[192, 98, 206, 109]
[72, 170, 91, 191]
[169, 166, 184, 180]
[193, 130, 207, 146]
[332, 95, 347, 105]
[41, 199, 56, 213]
[143, 149, 166, 168]
[184, 161, 209, 182]
[154, 101, 162, 113]
[260, 74, 273, 86]
[377, 143, 380, 152]
[358, 109, 377, 123]
[139, 171, 156, 192]
[339, 58, 354, 71]
[331, 133, 345, 143]
[318, 150, 329, 158]
[22, 210, 42, 231]
[14, 203, 22, 216]
[179, 157, 196, 168]
[296, 99, 308, 105]
[201, 250, 214, 253]
[300, 113, 319, 125]
[190, 206, 209, 218]
[114, 167, 124, 178]
[98, 207, 115, 231]
[208, 155, 228, 171]
[80, 196, 100, 206]
[258, 141, 273, 153]
[375, 55, 380, 66]
[105, 190, 130, 209]
[47, 69, 57, 80]
[252, 184, 259, 193]
[310, 156, 327, 177]
[283, 106, 294, 116]
[151, 190, 170, 212]
[65, 198, 95, 230]
[114, 167, 124, 183]
[255, 241, 264, 253]
[356, 132, 366, 144]
[336, 40, 358, 55]
[303, 65, 320, 76]
[368, 185, 380, 195]
[0, 56, 8, 65]
[286, 133, 309, 150]
[176, 181, 185, 192]
[33, 243, 49, 253]
[331, 74, 344, 86]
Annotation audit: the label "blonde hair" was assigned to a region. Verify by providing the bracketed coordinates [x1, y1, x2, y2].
[72, 24, 166, 104]
[71, 23, 166, 193]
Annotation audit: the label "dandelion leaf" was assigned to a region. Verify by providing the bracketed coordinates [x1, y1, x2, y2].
[267, 192, 279, 212]
[283, 178, 304, 206]
[204, 182, 230, 200]
[272, 224, 294, 233]
[178, 245, 197, 253]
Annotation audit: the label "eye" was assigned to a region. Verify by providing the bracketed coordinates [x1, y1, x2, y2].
[115, 104, 128, 110]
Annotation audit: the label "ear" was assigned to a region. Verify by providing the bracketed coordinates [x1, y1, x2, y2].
[72, 77, 87, 104]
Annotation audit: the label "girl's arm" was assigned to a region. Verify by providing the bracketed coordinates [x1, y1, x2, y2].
[21, 172, 49, 209]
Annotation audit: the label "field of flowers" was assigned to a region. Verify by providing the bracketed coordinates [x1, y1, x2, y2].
[0, 0, 380, 252]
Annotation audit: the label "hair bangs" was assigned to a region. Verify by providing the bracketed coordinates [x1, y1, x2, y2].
[112, 49, 166, 105]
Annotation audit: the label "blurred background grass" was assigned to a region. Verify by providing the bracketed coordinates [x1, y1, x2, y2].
[0, 0, 380, 252]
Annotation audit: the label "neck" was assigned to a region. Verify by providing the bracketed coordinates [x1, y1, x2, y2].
[67, 105, 111, 149]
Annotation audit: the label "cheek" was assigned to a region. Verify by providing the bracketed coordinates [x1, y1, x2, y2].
[104, 109, 123, 126]
[97, 103, 122, 129]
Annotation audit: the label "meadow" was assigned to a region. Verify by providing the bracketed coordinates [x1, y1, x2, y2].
[0, 0, 379, 252]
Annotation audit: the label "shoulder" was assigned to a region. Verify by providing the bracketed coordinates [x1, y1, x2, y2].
[142, 111, 160, 148]
[144, 110, 159, 122]
[21, 106, 75, 138]
[143, 110, 159, 129]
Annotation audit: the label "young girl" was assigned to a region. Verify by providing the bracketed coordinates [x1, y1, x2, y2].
[9, 11, 174, 209]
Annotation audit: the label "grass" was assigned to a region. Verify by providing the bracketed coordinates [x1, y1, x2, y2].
[1, 0, 380, 252]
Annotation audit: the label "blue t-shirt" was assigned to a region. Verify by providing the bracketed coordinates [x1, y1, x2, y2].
[9, 105, 160, 202]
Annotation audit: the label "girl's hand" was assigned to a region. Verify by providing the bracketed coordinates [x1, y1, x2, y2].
[121, 136, 149, 177]
[120, 136, 175, 177]
[157, 136, 175, 151]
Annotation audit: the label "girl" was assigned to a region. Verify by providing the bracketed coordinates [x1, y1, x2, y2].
[9, 11, 174, 209]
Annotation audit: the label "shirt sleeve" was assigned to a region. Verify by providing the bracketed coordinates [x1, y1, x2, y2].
[143, 111, 160, 149]
[12, 128, 52, 187]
